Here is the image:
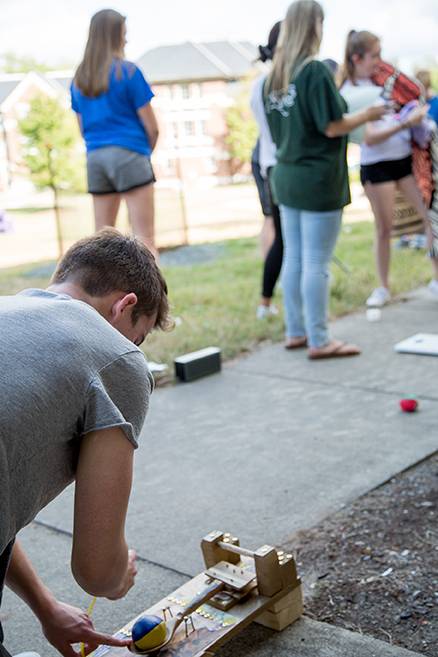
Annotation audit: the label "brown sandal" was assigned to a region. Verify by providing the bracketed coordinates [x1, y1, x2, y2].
[308, 339, 361, 360]
[285, 337, 308, 350]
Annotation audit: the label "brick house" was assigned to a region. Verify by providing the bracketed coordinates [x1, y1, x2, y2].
[137, 40, 260, 184]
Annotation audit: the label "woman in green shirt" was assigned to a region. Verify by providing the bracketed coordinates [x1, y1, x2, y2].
[264, 0, 384, 358]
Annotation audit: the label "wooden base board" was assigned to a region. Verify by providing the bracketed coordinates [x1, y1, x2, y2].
[95, 561, 302, 657]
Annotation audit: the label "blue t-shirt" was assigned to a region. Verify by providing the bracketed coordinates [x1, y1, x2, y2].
[71, 60, 154, 155]
[428, 96, 438, 125]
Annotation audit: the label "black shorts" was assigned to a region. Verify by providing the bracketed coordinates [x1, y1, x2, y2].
[251, 159, 273, 217]
[360, 155, 412, 185]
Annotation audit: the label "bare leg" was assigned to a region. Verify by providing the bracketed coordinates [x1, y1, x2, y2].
[92, 193, 121, 232]
[260, 216, 275, 259]
[124, 183, 157, 258]
[364, 181, 396, 289]
[397, 175, 438, 279]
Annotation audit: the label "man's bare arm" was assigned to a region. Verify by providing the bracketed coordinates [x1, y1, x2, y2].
[71, 426, 137, 599]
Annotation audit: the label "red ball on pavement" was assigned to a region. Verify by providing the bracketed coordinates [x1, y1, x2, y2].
[400, 398, 418, 413]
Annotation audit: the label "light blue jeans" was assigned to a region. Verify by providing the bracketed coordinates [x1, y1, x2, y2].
[279, 205, 343, 348]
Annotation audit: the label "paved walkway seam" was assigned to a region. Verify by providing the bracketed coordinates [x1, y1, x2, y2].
[236, 367, 438, 401]
[33, 519, 192, 579]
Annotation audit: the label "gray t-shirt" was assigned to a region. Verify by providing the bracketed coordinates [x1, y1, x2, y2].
[0, 289, 154, 553]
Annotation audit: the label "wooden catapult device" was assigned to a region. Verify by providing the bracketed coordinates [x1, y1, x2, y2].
[98, 531, 303, 657]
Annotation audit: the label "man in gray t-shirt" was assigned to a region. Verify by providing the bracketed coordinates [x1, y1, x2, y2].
[0, 230, 169, 657]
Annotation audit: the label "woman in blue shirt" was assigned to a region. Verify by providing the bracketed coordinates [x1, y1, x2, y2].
[71, 9, 159, 256]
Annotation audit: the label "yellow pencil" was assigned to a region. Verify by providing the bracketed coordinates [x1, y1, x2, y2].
[80, 596, 97, 657]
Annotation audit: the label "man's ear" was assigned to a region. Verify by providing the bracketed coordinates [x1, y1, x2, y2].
[110, 292, 138, 321]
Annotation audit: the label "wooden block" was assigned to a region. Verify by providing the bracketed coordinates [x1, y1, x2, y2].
[254, 545, 282, 597]
[174, 347, 221, 382]
[255, 606, 300, 631]
[277, 551, 299, 589]
[201, 531, 240, 568]
[264, 584, 301, 613]
[255, 583, 303, 631]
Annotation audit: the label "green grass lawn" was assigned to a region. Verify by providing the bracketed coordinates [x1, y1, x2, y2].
[0, 221, 433, 376]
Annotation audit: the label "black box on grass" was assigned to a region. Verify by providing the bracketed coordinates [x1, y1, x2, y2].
[174, 347, 221, 382]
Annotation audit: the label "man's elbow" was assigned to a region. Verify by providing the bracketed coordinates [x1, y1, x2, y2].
[72, 558, 122, 598]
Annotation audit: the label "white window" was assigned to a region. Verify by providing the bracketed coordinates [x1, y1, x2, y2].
[184, 120, 195, 136]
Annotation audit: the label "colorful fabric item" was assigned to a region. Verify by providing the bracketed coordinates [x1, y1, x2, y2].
[398, 100, 433, 149]
[372, 61, 422, 105]
[372, 61, 434, 207]
[428, 127, 438, 257]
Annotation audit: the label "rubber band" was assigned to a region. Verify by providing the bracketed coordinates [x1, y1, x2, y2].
[80, 596, 97, 657]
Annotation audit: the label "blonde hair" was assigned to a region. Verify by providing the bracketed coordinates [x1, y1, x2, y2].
[416, 70, 431, 92]
[74, 9, 126, 97]
[266, 0, 324, 95]
[339, 30, 380, 87]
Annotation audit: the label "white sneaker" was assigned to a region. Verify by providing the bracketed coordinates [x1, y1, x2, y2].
[428, 279, 438, 298]
[256, 304, 279, 319]
[13, 653, 41, 657]
[366, 287, 391, 307]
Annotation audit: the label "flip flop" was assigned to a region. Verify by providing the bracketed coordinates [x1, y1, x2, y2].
[308, 339, 361, 360]
[285, 337, 308, 349]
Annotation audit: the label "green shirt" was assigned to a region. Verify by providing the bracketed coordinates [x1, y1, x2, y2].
[265, 60, 350, 211]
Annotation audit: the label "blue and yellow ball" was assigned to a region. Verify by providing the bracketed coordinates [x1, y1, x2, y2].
[132, 615, 167, 651]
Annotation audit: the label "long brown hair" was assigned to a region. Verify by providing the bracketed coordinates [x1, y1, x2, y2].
[266, 0, 324, 95]
[339, 30, 380, 87]
[74, 9, 126, 98]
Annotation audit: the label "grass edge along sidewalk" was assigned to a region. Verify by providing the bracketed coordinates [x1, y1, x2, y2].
[0, 221, 434, 378]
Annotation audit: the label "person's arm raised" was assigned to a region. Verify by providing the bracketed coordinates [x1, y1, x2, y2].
[325, 104, 387, 138]
[137, 103, 159, 152]
[71, 426, 137, 599]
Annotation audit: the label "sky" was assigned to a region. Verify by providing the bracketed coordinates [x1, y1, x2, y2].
[2, 0, 438, 73]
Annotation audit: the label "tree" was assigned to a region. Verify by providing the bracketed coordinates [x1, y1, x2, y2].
[19, 94, 82, 257]
[0, 52, 54, 73]
[225, 83, 258, 175]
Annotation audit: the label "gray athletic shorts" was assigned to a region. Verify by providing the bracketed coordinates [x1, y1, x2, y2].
[87, 146, 155, 194]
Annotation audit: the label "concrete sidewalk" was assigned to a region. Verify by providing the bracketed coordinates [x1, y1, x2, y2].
[3, 288, 436, 657]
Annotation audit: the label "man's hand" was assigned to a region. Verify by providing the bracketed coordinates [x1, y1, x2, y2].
[40, 600, 131, 657]
[107, 548, 138, 600]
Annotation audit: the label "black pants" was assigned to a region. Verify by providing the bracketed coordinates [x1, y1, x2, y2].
[0, 542, 14, 657]
[262, 180, 283, 299]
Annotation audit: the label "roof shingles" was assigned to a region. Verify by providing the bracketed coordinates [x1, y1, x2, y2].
[137, 40, 258, 84]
